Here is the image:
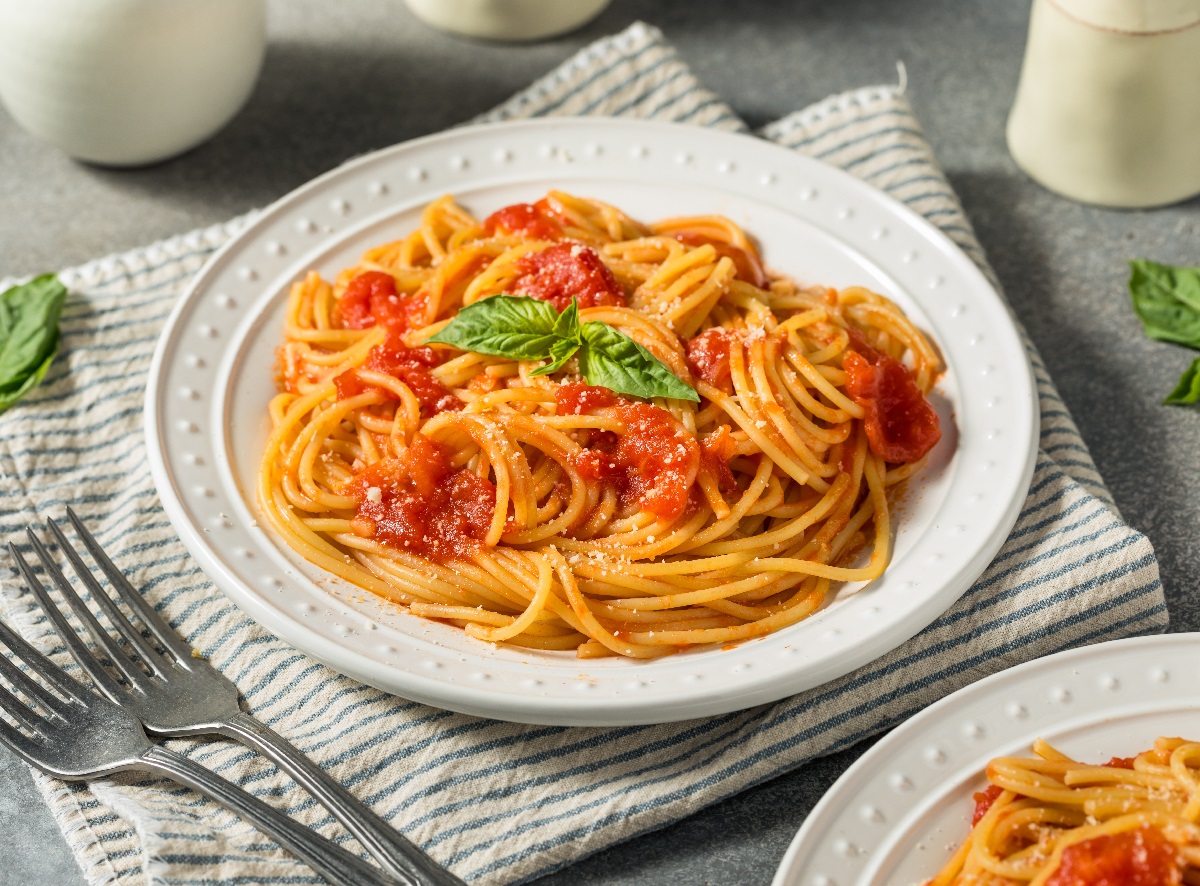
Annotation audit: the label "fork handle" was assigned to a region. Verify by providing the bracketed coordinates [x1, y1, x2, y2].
[139, 745, 404, 886]
[219, 711, 465, 886]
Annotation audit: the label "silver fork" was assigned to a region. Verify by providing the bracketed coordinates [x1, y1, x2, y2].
[13, 509, 463, 886]
[0, 615, 401, 886]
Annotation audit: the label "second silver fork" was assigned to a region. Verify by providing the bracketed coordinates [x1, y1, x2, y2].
[14, 508, 463, 886]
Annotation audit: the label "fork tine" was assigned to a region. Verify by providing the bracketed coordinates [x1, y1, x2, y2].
[63, 508, 193, 662]
[0, 615, 89, 705]
[0, 715, 42, 762]
[17, 535, 147, 694]
[0, 625, 75, 719]
[0, 668, 50, 735]
[43, 518, 170, 677]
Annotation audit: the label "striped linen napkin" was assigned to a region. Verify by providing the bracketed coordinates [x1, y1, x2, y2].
[0, 21, 1166, 886]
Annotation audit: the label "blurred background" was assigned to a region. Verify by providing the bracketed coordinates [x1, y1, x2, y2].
[2, 0, 1021, 274]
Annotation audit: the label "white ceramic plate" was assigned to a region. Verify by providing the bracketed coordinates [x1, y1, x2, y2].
[145, 118, 1037, 726]
[773, 632, 1200, 886]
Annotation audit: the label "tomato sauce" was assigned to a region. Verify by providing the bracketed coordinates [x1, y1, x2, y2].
[842, 331, 941, 464]
[555, 381, 618, 415]
[685, 327, 740, 393]
[335, 339, 460, 415]
[275, 345, 309, 394]
[699, 424, 739, 494]
[482, 200, 564, 240]
[838, 440, 857, 473]
[971, 784, 1004, 826]
[572, 431, 621, 484]
[505, 242, 626, 312]
[337, 270, 427, 333]
[613, 403, 700, 520]
[347, 435, 496, 560]
[672, 232, 769, 289]
[555, 382, 699, 521]
[1103, 756, 1137, 770]
[467, 371, 501, 395]
[1045, 826, 1181, 886]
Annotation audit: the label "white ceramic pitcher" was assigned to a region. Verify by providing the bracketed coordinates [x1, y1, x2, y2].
[1007, 0, 1200, 208]
[0, 0, 266, 166]
[404, 0, 610, 41]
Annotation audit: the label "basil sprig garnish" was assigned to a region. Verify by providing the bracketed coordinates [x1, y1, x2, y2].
[428, 295, 699, 402]
[1129, 260, 1200, 405]
[0, 274, 67, 414]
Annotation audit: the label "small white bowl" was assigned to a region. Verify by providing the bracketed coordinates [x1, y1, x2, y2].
[0, 0, 266, 166]
[405, 0, 610, 42]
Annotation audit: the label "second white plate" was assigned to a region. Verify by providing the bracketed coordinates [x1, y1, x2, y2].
[145, 118, 1037, 725]
[773, 632, 1200, 886]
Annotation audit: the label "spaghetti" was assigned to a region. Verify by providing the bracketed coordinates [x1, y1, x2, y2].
[259, 191, 943, 658]
[931, 737, 1200, 885]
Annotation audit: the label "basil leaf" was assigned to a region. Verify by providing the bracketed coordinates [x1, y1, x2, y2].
[0, 274, 67, 414]
[578, 321, 699, 402]
[1164, 357, 1200, 405]
[0, 347, 57, 412]
[1129, 259, 1200, 350]
[530, 337, 579, 377]
[553, 297, 581, 341]
[427, 294, 698, 401]
[427, 294, 560, 358]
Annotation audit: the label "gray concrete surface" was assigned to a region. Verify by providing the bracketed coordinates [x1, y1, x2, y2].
[2, 0, 1198, 883]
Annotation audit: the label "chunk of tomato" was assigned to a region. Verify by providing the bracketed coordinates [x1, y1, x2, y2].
[1046, 826, 1182, 886]
[506, 243, 626, 312]
[842, 335, 940, 464]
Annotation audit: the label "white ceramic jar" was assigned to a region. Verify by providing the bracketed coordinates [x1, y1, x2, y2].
[405, 0, 610, 42]
[0, 0, 266, 167]
[1007, 0, 1200, 208]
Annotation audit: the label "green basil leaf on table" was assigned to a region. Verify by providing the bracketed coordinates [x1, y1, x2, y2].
[1128, 259, 1200, 406]
[1163, 357, 1200, 405]
[577, 321, 700, 402]
[427, 294, 561, 358]
[0, 273, 67, 414]
[427, 294, 698, 401]
[1128, 259, 1200, 349]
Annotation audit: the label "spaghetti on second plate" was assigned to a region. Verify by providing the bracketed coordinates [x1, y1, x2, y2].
[932, 737, 1200, 885]
[259, 191, 943, 658]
